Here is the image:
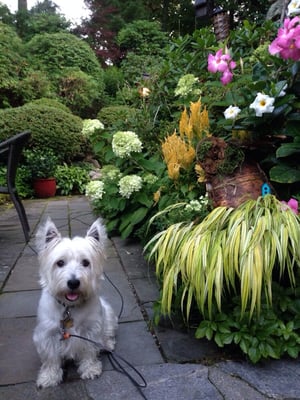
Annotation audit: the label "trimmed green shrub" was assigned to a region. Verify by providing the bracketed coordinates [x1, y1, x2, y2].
[0, 22, 28, 107]
[97, 105, 138, 130]
[0, 104, 83, 162]
[24, 32, 103, 78]
[58, 68, 104, 117]
[27, 98, 71, 113]
[103, 66, 124, 98]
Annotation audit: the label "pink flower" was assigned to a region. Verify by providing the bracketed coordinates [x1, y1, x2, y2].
[207, 48, 236, 85]
[281, 198, 299, 214]
[269, 17, 300, 61]
[208, 49, 229, 73]
[220, 69, 233, 85]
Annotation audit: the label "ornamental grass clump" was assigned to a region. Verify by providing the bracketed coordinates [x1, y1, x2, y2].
[146, 194, 300, 321]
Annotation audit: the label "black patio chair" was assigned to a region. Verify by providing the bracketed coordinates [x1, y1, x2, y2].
[0, 131, 31, 242]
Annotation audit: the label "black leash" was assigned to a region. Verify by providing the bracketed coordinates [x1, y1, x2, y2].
[66, 334, 147, 399]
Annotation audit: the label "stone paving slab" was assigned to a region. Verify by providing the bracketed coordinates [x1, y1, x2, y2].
[0, 317, 40, 385]
[87, 364, 222, 400]
[0, 381, 91, 400]
[3, 254, 39, 292]
[217, 360, 300, 399]
[0, 290, 40, 318]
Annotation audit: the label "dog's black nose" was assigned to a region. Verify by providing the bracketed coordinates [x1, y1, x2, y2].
[67, 278, 80, 290]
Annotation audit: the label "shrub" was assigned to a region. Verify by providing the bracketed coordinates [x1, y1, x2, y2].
[0, 104, 83, 162]
[0, 22, 27, 108]
[24, 32, 103, 78]
[17, 70, 53, 103]
[97, 105, 138, 130]
[55, 164, 91, 195]
[103, 66, 124, 98]
[27, 98, 71, 113]
[58, 68, 104, 117]
[24, 32, 105, 117]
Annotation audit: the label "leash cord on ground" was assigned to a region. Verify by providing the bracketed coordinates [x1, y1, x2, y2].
[68, 334, 148, 399]
[104, 271, 124, 319]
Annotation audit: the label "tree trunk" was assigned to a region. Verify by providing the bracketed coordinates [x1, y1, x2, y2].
[18, 0, 27, 11]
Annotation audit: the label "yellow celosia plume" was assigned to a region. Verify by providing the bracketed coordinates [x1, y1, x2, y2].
[162, 99, 210, 181]
[162, 132, 196, 180]
[179, 99, 210, 141]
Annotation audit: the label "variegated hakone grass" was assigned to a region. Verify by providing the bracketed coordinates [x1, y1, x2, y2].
[145, 194, 300, 321]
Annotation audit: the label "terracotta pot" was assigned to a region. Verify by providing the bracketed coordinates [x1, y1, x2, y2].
[33, 178, 56, 198]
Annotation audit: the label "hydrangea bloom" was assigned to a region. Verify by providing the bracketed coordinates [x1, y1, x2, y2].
[85, 180, 105, 201]
[223, 105, 241, 120]
[101, 165, 122, 181]
[249, 93, 275, 117]
[112, 131, 143, 158]
[175, 74, 201, 97]
[142, 173, 158, 185]
[269, 17, 300, 61]
[207, 48, 236, 85]
[184, 195, 209, 212]
[82, 119, 104, 137]
[118, 175, 143, 198]
[287, 0, 300, 16]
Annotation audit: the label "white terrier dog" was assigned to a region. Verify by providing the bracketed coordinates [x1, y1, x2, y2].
[33, 218, 117, 389]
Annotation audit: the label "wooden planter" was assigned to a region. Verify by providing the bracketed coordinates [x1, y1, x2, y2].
[206, 161, 269, 208]
[33, 178, 56, 198]
[197, 137, 272, 208]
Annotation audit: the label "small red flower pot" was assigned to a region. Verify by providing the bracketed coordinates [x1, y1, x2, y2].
[33, 178, 57, 198]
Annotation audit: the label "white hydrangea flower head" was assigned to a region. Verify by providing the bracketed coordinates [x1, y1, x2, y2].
[101, 165, 122, 181]
[85, 180, 105, 200]
[82, 119, 104, 137]
[175, 74, 201, 97]
[249, 93, 275, 117]
[224, 105, 241, 120]
[142, 173, 158, 185]
[118, 175, 143, 199]
[112, 131, 143, 158]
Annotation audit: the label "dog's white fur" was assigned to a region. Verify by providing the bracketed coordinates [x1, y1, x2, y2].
[33, 218, 117, 389]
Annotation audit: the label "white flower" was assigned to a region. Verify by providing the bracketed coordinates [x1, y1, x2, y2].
[140, 87, 151, 97]
[223, 105, 241, 120]
[249, 93, 275, 117]
[112, 131, 143, 158]
[287, 0, 300, 15]
[85, 180, 105, 201]
[82, 119, 104, 136]
[118, 175, 143, 199]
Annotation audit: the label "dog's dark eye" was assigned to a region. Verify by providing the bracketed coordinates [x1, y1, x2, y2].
[82, 259, 90, 267]
[56, 260, 65, 268]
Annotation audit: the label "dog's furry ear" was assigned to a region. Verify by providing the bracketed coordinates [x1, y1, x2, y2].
[36, 217, 61, 253]
[86, 218, 107, 251]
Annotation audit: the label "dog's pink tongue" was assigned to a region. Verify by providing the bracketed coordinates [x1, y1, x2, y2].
[66, 293, 79, 302]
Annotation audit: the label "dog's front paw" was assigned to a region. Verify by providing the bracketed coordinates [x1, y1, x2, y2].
[78, 359, 102, 380]
[36, 366, 63, 389]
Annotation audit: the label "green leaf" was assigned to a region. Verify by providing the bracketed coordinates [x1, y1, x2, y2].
[269, 164, 300, 183]
[248, 347, 261, 363]
[287, 346, 299, 359]
[276, 143, 300, 158]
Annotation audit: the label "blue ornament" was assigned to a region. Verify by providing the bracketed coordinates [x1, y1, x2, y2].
[261, 183, 271, 197]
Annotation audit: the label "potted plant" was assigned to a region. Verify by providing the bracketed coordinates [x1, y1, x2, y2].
[24, 149, 58, 198]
